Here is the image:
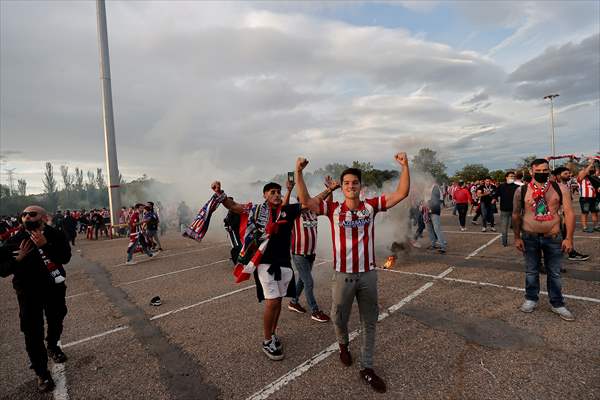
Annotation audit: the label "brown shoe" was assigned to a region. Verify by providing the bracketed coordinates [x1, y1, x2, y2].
[339, 343, 352, 366]
[359, 368, 386, 393]
[288, 302, 306, 313]
[37, 372, 55, 393]
[311, 310, 330, 323]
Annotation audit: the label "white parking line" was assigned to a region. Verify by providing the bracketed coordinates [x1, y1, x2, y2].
[465, 234, 501, 259]
[51, 341, 69, 400]
[379, 268, 600, 304]
[245, 267, 453, 400]
[109, 243, 229, 267]
[63, 261, 330, 350]
[443, 230, 600, 240]
[66, 259, 230, 299]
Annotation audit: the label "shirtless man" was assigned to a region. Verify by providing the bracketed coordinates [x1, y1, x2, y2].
[512, 159, 575, 321]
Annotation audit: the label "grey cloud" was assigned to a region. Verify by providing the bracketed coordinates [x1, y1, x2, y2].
[508, 33, 600, 104]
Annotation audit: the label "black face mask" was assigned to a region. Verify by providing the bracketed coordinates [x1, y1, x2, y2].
[534, 173, 549, 183]
[24, 220, 41, 231]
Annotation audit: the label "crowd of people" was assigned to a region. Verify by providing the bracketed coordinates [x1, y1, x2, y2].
[0, 155, 598, 394]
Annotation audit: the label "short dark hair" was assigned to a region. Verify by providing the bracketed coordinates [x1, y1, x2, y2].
[552, 167, 569, 176]
[262, 182, 281, 193]
[340, 168, 362, 183]
[134, 203, 144, 208]
[504, 171, 515, 178]
[530, 158, 549, 168]
[147, 201, 154, 206]
[515, 171, 523, 179]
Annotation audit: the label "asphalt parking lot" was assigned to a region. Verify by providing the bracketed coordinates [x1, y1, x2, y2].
[1, 209, 599, 400]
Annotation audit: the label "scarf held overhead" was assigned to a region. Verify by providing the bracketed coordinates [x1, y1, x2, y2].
[183, 192, 227, 242]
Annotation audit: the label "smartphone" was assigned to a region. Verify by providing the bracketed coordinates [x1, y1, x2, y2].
[287, 171, 295, 184]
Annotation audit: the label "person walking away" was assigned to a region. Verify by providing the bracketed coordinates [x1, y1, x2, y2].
[427, 183, 447, 253]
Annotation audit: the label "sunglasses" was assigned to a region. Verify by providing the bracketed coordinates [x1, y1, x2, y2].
[21, 211, 38, 218]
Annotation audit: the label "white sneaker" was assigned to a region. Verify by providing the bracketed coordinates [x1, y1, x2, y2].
[551, 306, 575, 321]
[481, 227, 487, 232]
[460, 227, 466, 232]
[125, 260, 136, 265]
[490, 227, 497, 232]
[520, 300, 537, 313]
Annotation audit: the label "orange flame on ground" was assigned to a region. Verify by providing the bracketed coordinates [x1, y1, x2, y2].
[383, 255, 396, 269]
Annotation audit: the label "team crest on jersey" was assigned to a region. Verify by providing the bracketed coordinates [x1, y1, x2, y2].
[280, 211, 287, 218]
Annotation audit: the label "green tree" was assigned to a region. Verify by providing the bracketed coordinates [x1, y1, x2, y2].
[17, 179, 27, 196]
[489, 169, 506, 183]
[455, 164, 490, 182]
[43, 162, 58, 209]
[411, 148, 447, 183]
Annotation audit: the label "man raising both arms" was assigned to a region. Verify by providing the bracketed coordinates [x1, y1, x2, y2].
[295, 152, 410, 393]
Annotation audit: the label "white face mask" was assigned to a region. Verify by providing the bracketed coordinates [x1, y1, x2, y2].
[507, 179, 515, 184]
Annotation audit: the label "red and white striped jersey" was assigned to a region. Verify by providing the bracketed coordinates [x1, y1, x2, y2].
[318, 196, 387, 273]
[291, 210, 318, 256]
[578, 176, 596, 198]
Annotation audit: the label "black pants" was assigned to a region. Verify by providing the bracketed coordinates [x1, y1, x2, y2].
[456, 204, 468, 227]
[16, 283, 67, 376]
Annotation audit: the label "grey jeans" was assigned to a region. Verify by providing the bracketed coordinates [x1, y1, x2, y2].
[500, 211, 512, 246]
[331, 269, 378, 369]
[427, 213, 447, 250]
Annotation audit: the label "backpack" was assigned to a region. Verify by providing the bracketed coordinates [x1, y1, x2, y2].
[520, 181, 562, 214]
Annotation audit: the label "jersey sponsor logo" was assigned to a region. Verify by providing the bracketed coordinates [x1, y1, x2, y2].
[339, 217, 371, 228]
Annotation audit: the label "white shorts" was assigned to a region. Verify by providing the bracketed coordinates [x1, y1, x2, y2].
[257, 264, 293, 300]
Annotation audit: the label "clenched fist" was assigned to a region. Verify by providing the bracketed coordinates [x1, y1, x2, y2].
[394, 152, 408, 167]
[211, 181, 222, 193]
[296, 157, 309, 172]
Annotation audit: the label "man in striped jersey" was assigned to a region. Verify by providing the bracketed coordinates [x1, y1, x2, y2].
[577, 160, 599, 233]
[295, 153, 410, 393]
[287, 176, 339, 323]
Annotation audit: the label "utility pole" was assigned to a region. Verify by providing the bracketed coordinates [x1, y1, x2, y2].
[96, 0, 122, 227]
[543, 94, 559, 169]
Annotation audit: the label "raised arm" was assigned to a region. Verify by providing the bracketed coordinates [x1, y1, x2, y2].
[383, 152, 410, 209]
[282, 179, 294, 206]
[211, 181, 245, 214]
[578, 160, 594, 181]
[295, 158, 324, 213]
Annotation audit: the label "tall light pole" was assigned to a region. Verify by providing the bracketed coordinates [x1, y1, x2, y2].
[96, 0, 121, 227]
[543, 93, 559, 169]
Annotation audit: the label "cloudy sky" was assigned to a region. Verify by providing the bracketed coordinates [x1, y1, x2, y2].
[1, 0, 599, 194]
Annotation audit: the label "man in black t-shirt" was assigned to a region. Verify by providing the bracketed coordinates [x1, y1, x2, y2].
[210, 181, 302, 361]
[495, 172, 518, 246]
[477, 177, 497, 232]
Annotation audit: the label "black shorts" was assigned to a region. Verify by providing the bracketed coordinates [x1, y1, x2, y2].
[579, 197, 598, 214]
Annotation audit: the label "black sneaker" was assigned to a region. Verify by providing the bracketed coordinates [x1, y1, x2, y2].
[568, 251, 589, 261]
[37, 372, 55, 393]
[262, 339, 284, 361]
[47, 346, 67, 363]
[271, 334, 282, 351]
[359, 368, 386, 393]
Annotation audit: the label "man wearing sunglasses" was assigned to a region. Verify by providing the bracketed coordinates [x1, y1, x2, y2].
[0, 205, 71, 392]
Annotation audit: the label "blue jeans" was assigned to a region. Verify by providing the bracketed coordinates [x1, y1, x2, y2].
[291, 254, 319, 312]
[522, 232, 565, 307]
[481, 202, 495, 228]
[427, 213, 447, 250]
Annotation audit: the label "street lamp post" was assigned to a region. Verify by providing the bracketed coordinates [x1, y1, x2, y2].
[96, 0, 122, 227]
[543, 94, 559, 169]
